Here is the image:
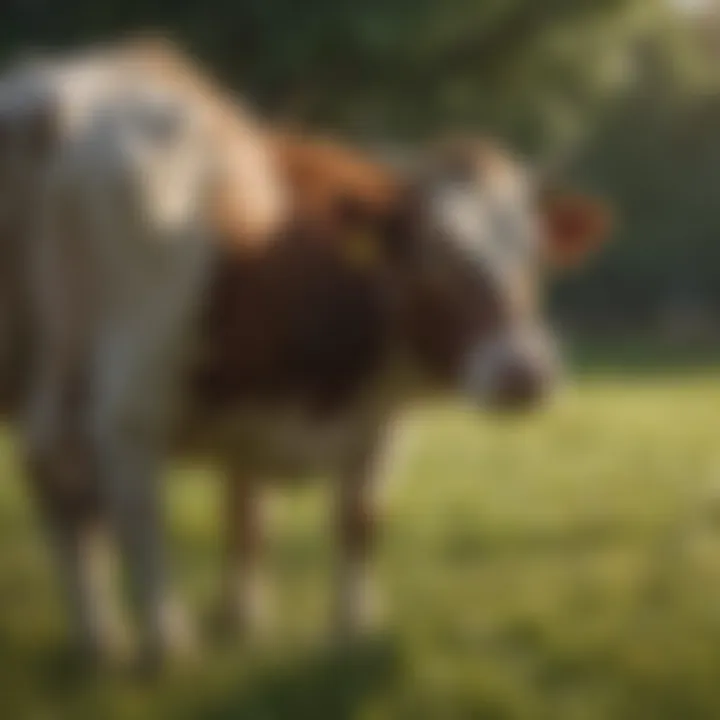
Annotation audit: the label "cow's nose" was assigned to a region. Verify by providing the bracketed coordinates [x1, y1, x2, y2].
[461, 328, 563, 411]
[493, 358, 557, 410]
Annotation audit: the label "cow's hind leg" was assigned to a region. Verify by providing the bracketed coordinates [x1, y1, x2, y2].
[25, 404, 126, 666]
[89, 235, 209, 670]
[91, 334, 197, 672]
[24, 200, 126, 665]
[94, 423, 193, 671]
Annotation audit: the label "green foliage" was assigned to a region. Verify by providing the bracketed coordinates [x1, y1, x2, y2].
[0, 0, 665, 140]
[558, 17, 720, 329]
[1, 0, 717, 328]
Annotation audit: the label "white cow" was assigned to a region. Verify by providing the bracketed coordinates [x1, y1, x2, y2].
[0, 41, 284, 668]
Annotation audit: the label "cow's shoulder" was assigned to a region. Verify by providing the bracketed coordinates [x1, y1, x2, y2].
[267, 134, 401, 241]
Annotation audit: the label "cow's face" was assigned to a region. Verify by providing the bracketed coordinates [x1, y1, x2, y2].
[398, 139, 610, 411]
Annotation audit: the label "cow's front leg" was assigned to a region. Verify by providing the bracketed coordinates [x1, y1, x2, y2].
[333, 429, 388, 641]
[221, 474, 271, 640]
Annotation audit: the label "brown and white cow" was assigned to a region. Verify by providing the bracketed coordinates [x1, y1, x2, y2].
[184, 133, 610, 644]
[4, 42, 611, 669]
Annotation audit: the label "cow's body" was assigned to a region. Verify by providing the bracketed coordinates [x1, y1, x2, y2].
[0, 41, 611, 669]
[180, 139, 402, 472]
[3, 43, 288, 665]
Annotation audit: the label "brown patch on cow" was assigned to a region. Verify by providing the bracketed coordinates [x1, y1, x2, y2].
[194, 240, 395, 417]
[186, 128, 613, 438]
[189, 135, 528, 421]
[269, 133, 402, 242]
[191, 132, 530, 420]
[188, 136, 412, 418]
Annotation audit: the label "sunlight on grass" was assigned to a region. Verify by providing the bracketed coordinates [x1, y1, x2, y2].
[3, 370, 720, 718]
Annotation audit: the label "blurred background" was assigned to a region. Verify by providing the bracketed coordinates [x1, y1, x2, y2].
[2, 1, 720, 719]
[2, 0, 719, 340]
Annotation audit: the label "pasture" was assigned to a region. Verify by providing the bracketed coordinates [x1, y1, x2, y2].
[3, 346, 720, 719]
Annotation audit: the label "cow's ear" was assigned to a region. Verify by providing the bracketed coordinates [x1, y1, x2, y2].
[541, 192, 613, 270]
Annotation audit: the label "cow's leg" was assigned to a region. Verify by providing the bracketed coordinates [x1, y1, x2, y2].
[32, 478, 124, 664]
[90, 235, 210, 669]
[50, 516, 123, 665]
[221, 474, 271, 639]
[332, 428, 389, 641]
[25, 391, 126, 664]
[92, 342, 196, 671]
[24, 189, 126, 663]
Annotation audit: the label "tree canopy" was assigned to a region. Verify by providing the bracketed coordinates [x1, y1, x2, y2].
[1, 0, 717, 333]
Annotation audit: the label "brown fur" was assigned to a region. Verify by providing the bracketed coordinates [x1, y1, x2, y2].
[190, 134, 419, 422]
[189, 133, 530, 424]
[194, 139, 395, 416]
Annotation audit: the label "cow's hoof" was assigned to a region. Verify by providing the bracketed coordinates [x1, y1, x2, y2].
[135, 605, 199, 678]
[214, 580, 274, 645]
[214, 597, 274, 646]
[72, 626, 132, 674]
[133, 637, 198, 680]
[331, 591, 385, 647]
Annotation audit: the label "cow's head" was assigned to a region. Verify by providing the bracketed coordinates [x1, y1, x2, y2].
[383, 138, 611, 411]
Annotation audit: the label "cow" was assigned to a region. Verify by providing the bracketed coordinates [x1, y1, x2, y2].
[0, 41, 284, 667]
[185, 133, 611, 648]
[4, 41, 612, 670]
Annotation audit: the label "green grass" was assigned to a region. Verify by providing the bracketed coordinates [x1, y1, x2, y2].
[4, 362, 720, 718]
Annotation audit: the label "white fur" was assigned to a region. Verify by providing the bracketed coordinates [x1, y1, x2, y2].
[14, 50, 232, 664]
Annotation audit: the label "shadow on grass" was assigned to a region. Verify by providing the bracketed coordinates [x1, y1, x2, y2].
[180, 636, 402, 720]
[0, 625, 402, 720]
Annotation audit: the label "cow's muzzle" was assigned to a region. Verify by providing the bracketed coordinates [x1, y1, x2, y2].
[461, 327, 562, 412]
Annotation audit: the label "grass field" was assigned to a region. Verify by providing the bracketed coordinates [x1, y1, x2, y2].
[4, 351, 720, 718]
